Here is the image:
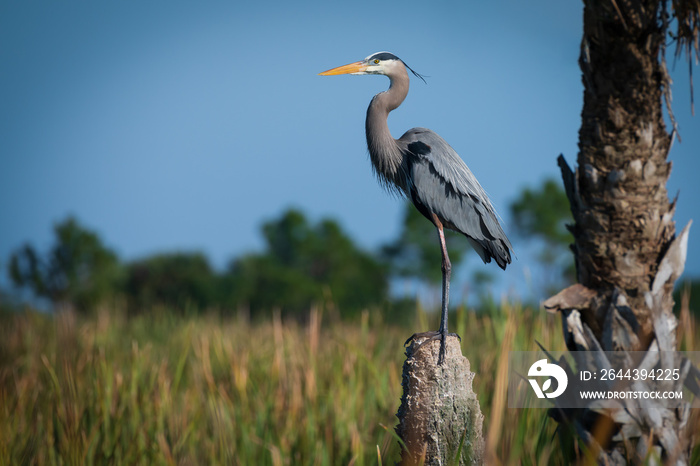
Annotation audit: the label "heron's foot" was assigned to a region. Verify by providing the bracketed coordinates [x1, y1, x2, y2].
[404, 331, 461, 365]
[404, 331, 461, 346]
[404, 330, 437, 346]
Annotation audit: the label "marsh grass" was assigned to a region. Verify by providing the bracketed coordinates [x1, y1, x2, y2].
[0, 301, 696, 465]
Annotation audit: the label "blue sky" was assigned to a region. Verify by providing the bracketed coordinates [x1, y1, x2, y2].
[1, 1, 698, 302]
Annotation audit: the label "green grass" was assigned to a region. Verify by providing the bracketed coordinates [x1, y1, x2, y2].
[0, 302, 696, 465]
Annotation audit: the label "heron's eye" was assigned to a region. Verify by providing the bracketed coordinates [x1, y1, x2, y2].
[373, 59, 380, 64]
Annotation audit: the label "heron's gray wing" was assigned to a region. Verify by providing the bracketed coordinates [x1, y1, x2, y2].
[399, 128, 512, 269]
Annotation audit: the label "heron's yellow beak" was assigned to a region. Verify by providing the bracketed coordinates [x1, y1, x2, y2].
[318, 61, 367, 76]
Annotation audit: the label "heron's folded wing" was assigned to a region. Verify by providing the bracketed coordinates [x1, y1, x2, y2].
[401, 128, 512, 268]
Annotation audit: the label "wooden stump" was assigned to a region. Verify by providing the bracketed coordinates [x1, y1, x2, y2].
[396, 334, 484, 465]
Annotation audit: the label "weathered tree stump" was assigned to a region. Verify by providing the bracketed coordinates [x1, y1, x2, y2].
[396, 334, 484, 465]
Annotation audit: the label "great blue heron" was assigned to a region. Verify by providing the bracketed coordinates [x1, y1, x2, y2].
[319, 51, 512, 364]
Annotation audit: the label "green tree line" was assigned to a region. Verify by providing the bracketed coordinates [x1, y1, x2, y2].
[7, 210, 388, 318]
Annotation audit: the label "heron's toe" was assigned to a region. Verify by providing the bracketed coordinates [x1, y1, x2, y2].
[404, 330, 440, 346]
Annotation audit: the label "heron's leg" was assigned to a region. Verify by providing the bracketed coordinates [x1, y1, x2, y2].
[403, 215, 457, 365]
[435, 220, 451, 365]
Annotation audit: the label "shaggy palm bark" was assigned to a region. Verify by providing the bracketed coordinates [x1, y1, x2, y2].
[543, 0, 698, 463]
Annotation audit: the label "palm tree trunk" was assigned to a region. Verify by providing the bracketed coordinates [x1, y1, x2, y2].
[574, 0, 674, 335]
[544, 0, 697, 462]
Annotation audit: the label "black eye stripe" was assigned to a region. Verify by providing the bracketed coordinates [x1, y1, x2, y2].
[368, 52, 399, 62]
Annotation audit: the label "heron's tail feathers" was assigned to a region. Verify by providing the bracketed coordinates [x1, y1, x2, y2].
[467, 237, 512, 270]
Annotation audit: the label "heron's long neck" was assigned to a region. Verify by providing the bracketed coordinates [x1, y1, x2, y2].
[365, 73, 409, 191]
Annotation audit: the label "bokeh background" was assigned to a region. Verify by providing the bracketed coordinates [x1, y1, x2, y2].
[2, 3, 700, 464]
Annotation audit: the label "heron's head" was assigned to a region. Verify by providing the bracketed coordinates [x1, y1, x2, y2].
[319, 51, 426, 83]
